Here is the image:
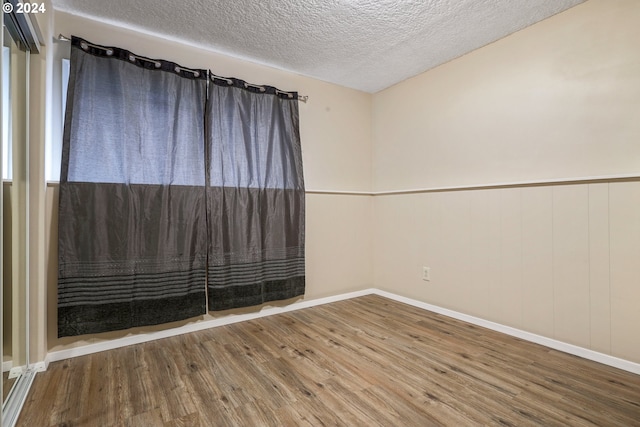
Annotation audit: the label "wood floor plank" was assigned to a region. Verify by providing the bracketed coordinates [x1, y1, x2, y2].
[163, 411, 202, 427]
[17, 295, 640, 426]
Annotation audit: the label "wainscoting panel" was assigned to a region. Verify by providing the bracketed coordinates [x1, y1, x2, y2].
[469, 190, 500, 319]
[588, 183, 611, 355]
[521, 186, 554, 338]
[495, 188, 523, 328]
[552, 185, 591, 348]
[609, 182, 640, 362]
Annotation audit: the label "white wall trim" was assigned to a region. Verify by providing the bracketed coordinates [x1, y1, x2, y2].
[41, 288, 640, 376]
[372, 173, 640, 196]
[2, 359, 12, 373]
[45, 289, 373, 366]
[305, 190, 373, 196]
[306, 173, 640, 196]
[372, 289, 640, 375]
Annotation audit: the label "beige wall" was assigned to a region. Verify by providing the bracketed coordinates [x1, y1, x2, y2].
[373, 0, 640, 363]
[372, 0, 640, 191]
[45, 12, 373, 352]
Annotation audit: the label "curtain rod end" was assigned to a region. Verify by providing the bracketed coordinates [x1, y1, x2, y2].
[298, 95, 308, 103]
[58, 34, 71, 42]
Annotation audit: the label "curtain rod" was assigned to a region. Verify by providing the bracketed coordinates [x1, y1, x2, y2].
[58, 34, 309, 103]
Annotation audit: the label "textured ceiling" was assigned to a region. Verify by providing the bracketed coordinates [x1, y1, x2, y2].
[51, 0, 585, 93]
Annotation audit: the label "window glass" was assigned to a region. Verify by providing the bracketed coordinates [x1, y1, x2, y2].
[45, 58, 69, 182]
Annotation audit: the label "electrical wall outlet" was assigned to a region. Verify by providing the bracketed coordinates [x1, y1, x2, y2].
[422, 266, 431, 281]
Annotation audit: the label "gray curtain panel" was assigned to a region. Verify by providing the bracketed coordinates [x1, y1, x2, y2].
[206, 81, 305, 310]
[58, 37, 208, 336]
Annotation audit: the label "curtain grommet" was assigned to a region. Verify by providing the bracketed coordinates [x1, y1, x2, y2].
[244, 82, 266, 92]
[80, 42, 88, 51]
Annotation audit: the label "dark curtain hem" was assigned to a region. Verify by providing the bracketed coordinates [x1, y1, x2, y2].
[207, 276, 305, 311]
[58, 291, 206, 337]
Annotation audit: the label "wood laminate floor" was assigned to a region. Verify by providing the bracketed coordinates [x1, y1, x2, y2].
[18, 295, 640, 426]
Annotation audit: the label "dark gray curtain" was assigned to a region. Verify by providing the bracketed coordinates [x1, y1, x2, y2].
[58, 37, 208, 336]
[206, 81, 305, 310]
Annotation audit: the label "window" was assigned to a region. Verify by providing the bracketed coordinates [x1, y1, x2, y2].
[45, 57, 69, 182]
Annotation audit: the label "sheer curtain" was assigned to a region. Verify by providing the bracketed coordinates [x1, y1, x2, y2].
[206, 80, 305, 310]
[58, 37, 208, 336]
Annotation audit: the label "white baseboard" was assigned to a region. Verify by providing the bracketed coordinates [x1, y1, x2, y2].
[2, 359, 12, 373]
[40, 288, 639, 376]
[372, 289, 640, 376]
[45, 289, 373, 366]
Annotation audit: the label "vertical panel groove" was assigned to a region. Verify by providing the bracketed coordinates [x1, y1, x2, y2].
[519, 189, 523, 329]
[607, 183, 611, 353]
[551, 188, 556, 339]
[587, 185, 591, 348]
